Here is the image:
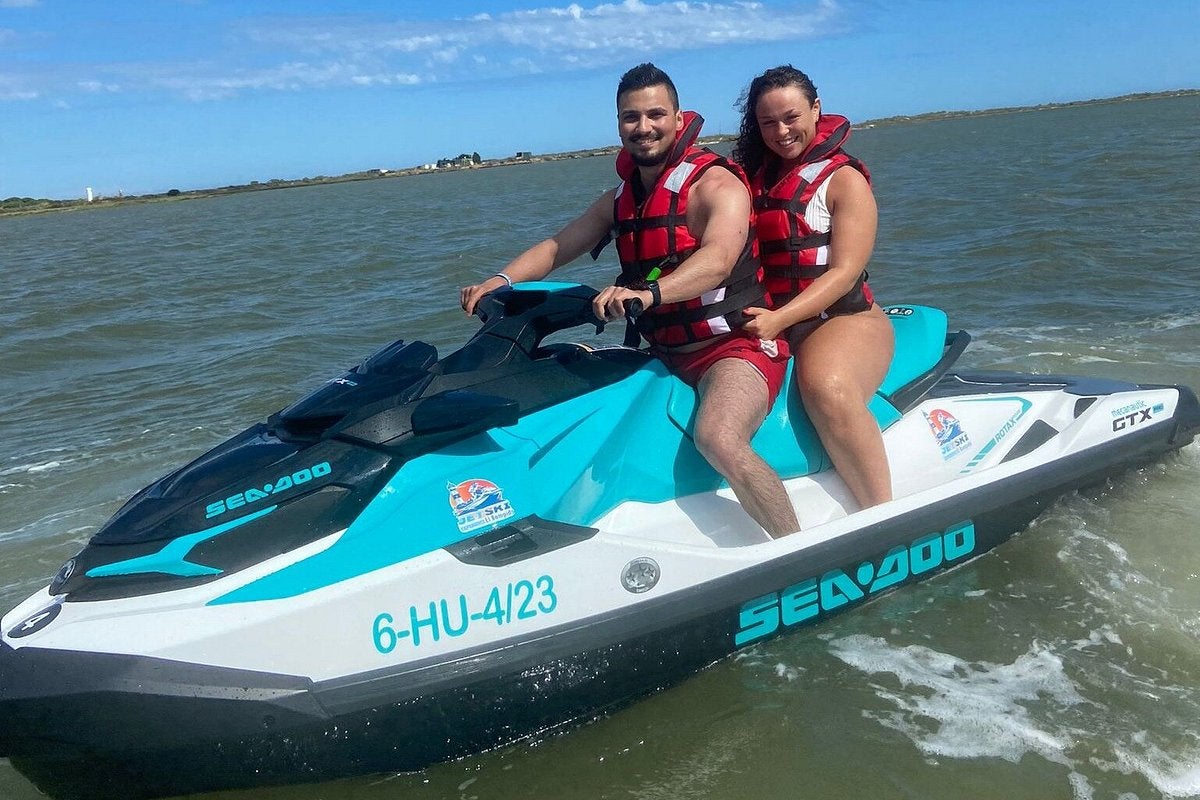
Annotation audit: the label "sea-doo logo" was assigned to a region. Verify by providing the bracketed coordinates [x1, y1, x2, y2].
[448, 478, 515, 533]
[8, 602, 62, 639]
[204, 461, 332, 519]
[734, 521, 976, 647]
[1112, 402, 1164, 432]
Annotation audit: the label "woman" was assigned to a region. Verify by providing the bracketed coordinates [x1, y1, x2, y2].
[733, 65, 894, 509]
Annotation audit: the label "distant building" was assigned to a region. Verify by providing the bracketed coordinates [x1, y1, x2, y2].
[515, 151, 533, 160]
[85, 187, 94, 202]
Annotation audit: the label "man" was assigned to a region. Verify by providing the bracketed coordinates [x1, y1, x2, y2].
[460, 63, 799, 537]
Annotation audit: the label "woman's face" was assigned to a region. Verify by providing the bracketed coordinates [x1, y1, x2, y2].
[755, 85, 821, 162]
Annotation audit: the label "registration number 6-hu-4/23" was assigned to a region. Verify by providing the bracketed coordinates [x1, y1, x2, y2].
[373, 575, 558, 652]
[735, 521, 976, 646]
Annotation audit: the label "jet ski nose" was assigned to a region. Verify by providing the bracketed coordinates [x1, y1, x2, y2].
[1171, 384, 1200, 446]
[0, 642, 20, 758]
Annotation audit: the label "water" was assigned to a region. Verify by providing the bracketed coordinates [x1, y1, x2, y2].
[2, 94, 1199, 800]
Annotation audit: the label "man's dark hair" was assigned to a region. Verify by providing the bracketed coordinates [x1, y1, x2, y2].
[616, 62, 679, 110]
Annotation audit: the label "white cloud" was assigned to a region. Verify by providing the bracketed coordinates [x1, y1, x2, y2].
[0, 0, 40, 8]
[381, 35, 446, 54]
[0, 0, 844, 103]
[137, 59, 423, 101]
[429, 46, 463, 65]
[0, 71, 38, 100]
[237, 0, 843, 81]
[353, 72, 422, 87]
[78, 79, 121, 93]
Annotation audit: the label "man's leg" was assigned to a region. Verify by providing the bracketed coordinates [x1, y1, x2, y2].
[693, 358, 800, 538]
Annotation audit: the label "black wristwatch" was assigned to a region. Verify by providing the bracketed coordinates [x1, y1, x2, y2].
[645, 280, 661, 309]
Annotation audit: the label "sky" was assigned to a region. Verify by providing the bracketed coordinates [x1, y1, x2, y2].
[2, 0, 1197, 201]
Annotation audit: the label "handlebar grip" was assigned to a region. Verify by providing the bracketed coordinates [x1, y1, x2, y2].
[621, 297, 644, 349]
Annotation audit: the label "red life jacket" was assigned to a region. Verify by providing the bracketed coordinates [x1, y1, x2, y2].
[596, 111, 767, 347]
[752, 114, 874, 314]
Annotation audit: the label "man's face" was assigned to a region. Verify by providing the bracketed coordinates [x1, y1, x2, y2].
[617, 85, 684, 168]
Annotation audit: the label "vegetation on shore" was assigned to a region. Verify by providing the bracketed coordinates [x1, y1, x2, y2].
[3, 89, 1194, 218]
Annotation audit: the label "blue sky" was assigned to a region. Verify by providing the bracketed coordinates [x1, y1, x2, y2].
[3, 0, 1197, 200]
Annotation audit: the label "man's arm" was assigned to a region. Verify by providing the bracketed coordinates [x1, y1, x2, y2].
[593, 167, 751, 320]
[461, 188, 616, 315]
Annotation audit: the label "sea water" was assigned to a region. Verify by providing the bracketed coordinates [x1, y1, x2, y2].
[1, 93, 1198, 800]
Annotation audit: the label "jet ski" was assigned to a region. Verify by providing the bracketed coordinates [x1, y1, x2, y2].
[2, 281, 1198, 800]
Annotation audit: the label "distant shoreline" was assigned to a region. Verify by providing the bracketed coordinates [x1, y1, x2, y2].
[4, 89, 1195, 218]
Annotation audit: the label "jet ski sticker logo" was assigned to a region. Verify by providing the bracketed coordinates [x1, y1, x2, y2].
[448, 478, 515, 533]
[735, 521, 976, 647]
[924, 408, 970, 460]
[1111, 400, 1165, 432]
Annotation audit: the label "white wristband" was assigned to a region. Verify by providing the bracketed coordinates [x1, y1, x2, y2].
[493, 272, 513, 287]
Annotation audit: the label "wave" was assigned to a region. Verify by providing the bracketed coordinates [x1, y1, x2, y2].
[0, 460, 68, 478]
[829, 633, 1081, 762]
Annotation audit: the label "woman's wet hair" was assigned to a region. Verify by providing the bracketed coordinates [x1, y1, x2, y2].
[732, 65, 819, 177]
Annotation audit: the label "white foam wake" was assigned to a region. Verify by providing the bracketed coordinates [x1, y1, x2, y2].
[827, 634, 1083, 765]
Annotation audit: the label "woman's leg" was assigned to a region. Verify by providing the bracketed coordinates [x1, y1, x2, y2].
[792, 305, 895, 508]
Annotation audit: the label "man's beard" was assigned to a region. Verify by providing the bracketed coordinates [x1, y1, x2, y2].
[628, 136, 669, 167]
[629, 150, 669, 167]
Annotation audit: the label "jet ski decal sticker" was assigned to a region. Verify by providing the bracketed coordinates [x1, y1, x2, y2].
[958, 396, 1033, 474]
[734, 521, 976, 646]
[7, 601, 62, 639]
[372, 575, 557, 652]
[449, 478, 515, 533]
[924, 408, 970, 460]
[88, 505, 277, 579]
[1111, 400, 1164, 432]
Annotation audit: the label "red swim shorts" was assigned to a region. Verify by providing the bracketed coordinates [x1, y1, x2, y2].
[653, 331, 791, 406]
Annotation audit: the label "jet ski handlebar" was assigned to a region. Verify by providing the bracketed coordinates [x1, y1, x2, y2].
[622, 297, 644, 348]
[470, 283, 645, 357]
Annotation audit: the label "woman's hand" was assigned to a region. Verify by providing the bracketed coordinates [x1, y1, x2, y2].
[742, 306, 787, 342]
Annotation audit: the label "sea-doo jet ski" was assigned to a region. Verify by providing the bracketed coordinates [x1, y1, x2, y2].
[2, 282, 1198, 800]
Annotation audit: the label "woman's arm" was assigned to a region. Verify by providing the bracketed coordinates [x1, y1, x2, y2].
[743, 166, 877, 339]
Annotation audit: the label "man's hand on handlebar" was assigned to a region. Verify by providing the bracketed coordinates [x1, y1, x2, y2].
[592, 286, 652, 322]
[460, 275, 511, 316]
